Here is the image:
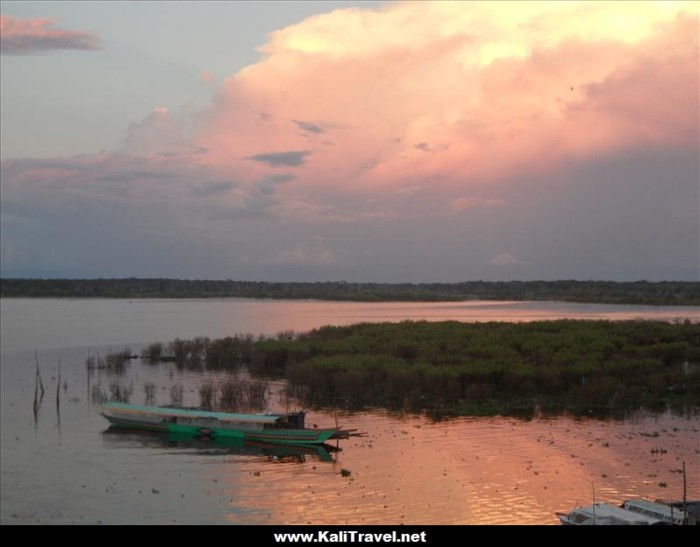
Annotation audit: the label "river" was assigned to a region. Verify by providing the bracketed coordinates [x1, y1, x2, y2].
[1, 298, 698, 524]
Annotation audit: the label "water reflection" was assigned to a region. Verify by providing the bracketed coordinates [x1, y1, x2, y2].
[101, 428, 337, 463]
[2, 337, 699, 524]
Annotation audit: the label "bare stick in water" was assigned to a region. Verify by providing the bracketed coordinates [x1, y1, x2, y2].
[35, 352, 45, 402]
[33, 360, 39, 425]
[56, 359, 61, 408]
[56, 359, 62, 430]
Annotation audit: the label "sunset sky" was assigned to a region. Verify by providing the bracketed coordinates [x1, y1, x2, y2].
[1, 1, 698, 281]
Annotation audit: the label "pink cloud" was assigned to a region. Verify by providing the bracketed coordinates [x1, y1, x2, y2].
[120, 106, 205, 158]
[199, 69, 214, 84]
[4, 2, 697, 236]
[191, 1, 697, 202]
[0, 14, 100, 54]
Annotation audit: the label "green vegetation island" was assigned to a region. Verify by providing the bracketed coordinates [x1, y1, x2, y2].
[2, 278, 700, 305]
[128, 320, 699, 417]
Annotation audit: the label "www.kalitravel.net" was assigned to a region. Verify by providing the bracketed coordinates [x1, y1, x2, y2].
[273, 531, 428, 543]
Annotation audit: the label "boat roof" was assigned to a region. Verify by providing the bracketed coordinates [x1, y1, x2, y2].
[655, 499, 700, 515]
[103, 402, 282, 424]
[569, 503, 663, 524]
[622, 499, 686, 522]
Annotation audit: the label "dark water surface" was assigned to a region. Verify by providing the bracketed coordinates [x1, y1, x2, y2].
[1, 298, 699, 524]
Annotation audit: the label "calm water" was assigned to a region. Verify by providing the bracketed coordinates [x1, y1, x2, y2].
[2, 297, 699, 355]
[1, 298, 699, 524]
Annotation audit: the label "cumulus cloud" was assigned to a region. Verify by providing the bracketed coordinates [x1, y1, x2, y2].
[1, 2, 698, 280]
[0, 14, 101, 54]
[120, 106, 206, 158]
[195, 1, 697, 195]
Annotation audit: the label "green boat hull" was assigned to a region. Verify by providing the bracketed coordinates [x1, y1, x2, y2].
[101, 403, 338, 445]
[166, 422, 337, 444]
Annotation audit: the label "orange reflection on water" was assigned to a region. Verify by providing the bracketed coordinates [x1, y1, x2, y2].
[212, 299, 700, 341]
[222, 410, 699, 525]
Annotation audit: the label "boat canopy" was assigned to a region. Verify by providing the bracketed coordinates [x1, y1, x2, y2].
[103, 402, 282, 424]
[562, 503, 665, 525]
[622, 499, 687, 525]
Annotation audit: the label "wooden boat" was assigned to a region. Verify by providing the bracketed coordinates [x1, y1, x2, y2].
[101, 402, 343, 445]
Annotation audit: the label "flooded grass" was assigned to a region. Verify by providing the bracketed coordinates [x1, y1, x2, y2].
[105, 350, 132, 374]
[90, 385, 108, 404]
[170, 384, 184, 406]
[85, 353, 104, 371]
[141, 343, 163, 362]
[219, 379, 268, 411]
[138, 336, 257, 369]
[139, 320, 700, 417]
[86, 349, 134, 375]
[143, 382, 156, 404]
[198, 381, 215, 410]
[109, 382, 133, 403]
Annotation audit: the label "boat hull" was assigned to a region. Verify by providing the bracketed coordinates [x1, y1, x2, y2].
[101, 404, 338, 445]
[103, 427, 337, 461]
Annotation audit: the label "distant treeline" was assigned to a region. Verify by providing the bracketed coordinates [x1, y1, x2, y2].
[1, 278, 699, 305]
[135, 320, 700, 416]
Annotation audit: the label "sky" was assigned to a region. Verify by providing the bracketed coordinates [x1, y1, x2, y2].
[1, 1, 698, 282]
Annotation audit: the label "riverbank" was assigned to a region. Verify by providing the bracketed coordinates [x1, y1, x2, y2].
[3, 279, 699, 305]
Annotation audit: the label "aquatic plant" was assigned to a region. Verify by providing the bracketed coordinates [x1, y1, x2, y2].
[91, 385, 108, 404]
[218, 380, 240, 410]
[139, 320, 700, 416]
[143, 382, 156, 404]
[255, 320, 700, 414]
[141, 343, 163, 362]
[170, 384, 184, 406]
[199, 382, 215, 410]
[204, 335, 253, 369]
[109, 382, 132, 403]
[104, 350, 132, 375]
[85, 353, 106, 370]
[218, 378, 268, 411]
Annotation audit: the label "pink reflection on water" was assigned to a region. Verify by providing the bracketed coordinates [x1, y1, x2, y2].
[222, 410, 699, 525]
[212, 300, 700, 342]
